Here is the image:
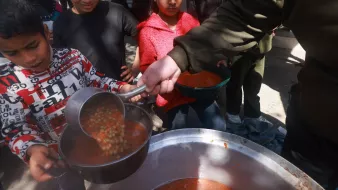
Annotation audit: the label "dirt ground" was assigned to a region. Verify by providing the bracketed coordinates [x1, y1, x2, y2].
[0, 32, 305, 190]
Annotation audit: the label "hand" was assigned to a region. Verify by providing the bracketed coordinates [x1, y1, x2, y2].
[120, 66, 134, 83]
[120, 84, 143, 102]
[49, 31, 53, 43]
[137, 56, 181, 95]
[216, 59, 231, 68]
[27, 145, 65, 182]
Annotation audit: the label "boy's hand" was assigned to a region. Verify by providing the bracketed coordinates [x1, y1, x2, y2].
[27, 145, 64, 182]
[120, 84, 143, 102]
[121, 66, 134, 83]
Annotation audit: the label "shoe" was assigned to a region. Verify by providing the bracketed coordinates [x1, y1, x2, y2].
[226, 113, 242, 124]
[257, 116, 273, 125]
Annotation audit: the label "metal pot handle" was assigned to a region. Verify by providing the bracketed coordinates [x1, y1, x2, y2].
[118, 85, 146, 101]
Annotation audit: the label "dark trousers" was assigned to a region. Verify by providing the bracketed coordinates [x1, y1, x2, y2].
[167, 100, 225, 131]
[282, 84, 338, 190]
[226, 55, 265, 118]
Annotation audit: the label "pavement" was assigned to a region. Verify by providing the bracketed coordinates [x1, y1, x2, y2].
[0, 31, 306, 190]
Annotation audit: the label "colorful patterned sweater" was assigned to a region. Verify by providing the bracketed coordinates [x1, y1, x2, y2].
[0, 48, 125, 162]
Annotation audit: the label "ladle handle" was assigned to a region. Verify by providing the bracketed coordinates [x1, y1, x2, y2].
[118, 85, 146, 100]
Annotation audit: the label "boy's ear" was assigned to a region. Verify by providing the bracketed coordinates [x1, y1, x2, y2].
[43, 24, 50, 39]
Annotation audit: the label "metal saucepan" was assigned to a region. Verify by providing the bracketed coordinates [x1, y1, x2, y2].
[59, 104, 153, 184]
[109, 129, 323, 190]
[64, 86, 146, 137]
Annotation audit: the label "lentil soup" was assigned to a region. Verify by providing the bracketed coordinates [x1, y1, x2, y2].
[72, 98, 148, 165]
[69, 120, 148, 165]
[177, 71, 222, 88]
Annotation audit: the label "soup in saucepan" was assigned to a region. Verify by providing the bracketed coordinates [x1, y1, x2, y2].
[80, 99, 126, 156]
[70, 99, 148, 165]
[69, 120, 147, 165]
[155, 178, 231, 190]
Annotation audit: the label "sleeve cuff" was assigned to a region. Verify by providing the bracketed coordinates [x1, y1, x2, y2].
[23, 142, 48, 163]
[8, 134, 46, 163]
[168, 46, 189, 72]
[117, 82, 128, 93]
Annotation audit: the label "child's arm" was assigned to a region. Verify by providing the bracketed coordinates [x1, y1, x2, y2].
[138, 29, 157, 73]
[0, 92, 47, 162]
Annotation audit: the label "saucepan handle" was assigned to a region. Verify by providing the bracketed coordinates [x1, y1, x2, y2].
[118, 85, 146, 101]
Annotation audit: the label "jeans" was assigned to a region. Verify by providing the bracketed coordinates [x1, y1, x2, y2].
[167, 100, 225, 131]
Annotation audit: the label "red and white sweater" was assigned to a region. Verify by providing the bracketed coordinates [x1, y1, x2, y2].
[0, 48, 125, 162]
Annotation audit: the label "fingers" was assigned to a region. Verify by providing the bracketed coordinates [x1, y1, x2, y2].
[122, 73, 132, 82]
[136, 78, 145, 88]
[159, 80, 170, 94]
[146, 79, 175, 95]
[141, 67, 160, 93]
[129, 94, 142, 102]
[141, 77, 175, 95]
[121, 66, 134, 82]
[216, 59, 231, 68]
[150, 85, 161, 95]
[120, 69, 130, 78]
[127, 76, 134, 83]
[50, 33, 53, 42]
[48, 149, 66, 168]
[29, 151, 54, 182]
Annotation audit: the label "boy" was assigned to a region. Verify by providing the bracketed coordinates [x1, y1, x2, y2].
[0, 0, 140, 184]
[53, 0, 138, 82]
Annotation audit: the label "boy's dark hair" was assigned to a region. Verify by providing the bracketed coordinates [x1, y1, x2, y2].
[149, 0, 159, 15]
[0, 0, 44, 39]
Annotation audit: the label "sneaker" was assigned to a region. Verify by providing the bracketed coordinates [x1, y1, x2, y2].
[257, 116, 273, 125]
[226, 113, 242, 124]
[277, 126, 287, 135]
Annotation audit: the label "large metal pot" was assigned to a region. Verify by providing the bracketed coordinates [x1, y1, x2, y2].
[109, 129, 323, 190]
[59, 104, 153, 184]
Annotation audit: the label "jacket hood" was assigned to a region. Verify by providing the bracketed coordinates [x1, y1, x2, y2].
[137, 12, 183, 32]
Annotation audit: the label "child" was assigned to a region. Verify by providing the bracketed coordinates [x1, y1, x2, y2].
[29, 0, 63, 43]
[0, 0, 140, 185]
[225, 33, 273, 125]
[53, 0, 138, 82]
[138, 0, 225, 130]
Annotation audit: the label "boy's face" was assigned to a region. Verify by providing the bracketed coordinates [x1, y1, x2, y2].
[0, 26, 51, 72]
[71, 0, 100, 14]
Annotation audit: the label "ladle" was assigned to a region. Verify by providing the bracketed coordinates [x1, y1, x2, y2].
[64, 86, 146, 137]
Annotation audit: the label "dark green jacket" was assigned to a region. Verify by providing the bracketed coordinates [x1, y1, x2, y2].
[168, 0, 338, 145]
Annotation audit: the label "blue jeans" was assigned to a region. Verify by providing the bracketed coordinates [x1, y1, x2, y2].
[167, 100, 225, 131]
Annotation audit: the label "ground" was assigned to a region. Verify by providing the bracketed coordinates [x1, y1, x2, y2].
[0, 31, 306, 190]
